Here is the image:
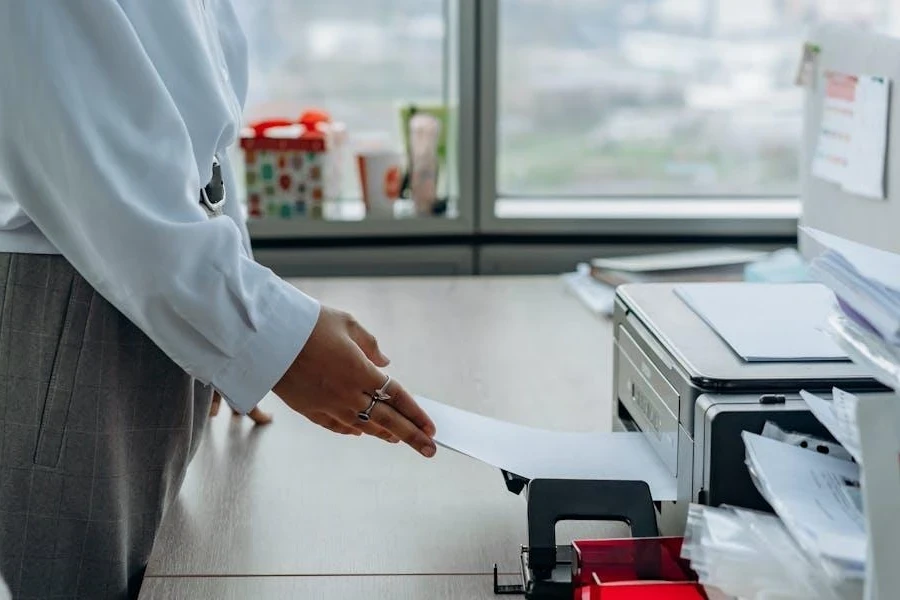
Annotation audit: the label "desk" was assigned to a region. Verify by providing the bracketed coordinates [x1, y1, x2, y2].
[140, 575, 498, 599]
[141, 277, 618, 598]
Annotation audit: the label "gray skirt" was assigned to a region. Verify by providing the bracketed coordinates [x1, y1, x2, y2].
[0, 253, 211, 599]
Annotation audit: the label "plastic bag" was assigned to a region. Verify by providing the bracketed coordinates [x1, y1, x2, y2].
[681, 504, 862, 600]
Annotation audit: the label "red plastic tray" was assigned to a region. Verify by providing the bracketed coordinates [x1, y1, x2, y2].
[573, 537, 706, 599]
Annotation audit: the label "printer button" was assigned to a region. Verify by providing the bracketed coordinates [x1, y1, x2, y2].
[759, 394, 787, 405]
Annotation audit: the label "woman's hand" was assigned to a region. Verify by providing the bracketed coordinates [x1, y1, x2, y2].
[209, 391, 273, 425]
[274, 307, 437, 457]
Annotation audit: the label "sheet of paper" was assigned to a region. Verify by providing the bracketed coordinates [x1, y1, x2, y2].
[800, 388, 862, 463]
[743, 432, 865, 568]
[843, 76, 890, 199]
[415, 396, 676, 501]
[675, 283, 847, 362]
[761, 420, 852, 462]
[812, 72, 891, 199]
[813, 71, 857, 185]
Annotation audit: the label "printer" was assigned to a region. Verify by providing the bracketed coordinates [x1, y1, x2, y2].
[612, 282, 889, 534]
[492, 281, 890, 598]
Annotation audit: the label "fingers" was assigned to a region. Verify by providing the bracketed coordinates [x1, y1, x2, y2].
[355, 392, 437, 458]
[342, 360, 436, 456]
[365, 424, 401, 444]
[382, 380, 436, 438]
[308, 413, 363, 436]
[214, 391, 273, 426]
[345, 315, 390, 368]
[318, 411, 398, 444]
[355, 362, 436, 438]
[327, 403, 400, 444]
[247, 406, 274, 426]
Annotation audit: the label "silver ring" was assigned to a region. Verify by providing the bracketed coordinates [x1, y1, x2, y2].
[373, 374, 392, 403]
[357, 374, 392, 423]
[357, 397, 378, 423]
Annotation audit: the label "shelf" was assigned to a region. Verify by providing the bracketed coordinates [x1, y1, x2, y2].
[247, 199, 471, 240]
[822, 310, 900, 599]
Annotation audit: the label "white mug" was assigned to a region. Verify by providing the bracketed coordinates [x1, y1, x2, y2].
[356, 151, 403, 219]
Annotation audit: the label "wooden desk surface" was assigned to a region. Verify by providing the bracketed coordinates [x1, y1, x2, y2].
[143, 277, 617, 594]
[140, 575, 499, 600]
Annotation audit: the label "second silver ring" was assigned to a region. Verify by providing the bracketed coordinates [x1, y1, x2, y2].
[372, 374, 392, 402]
[358, 374, 392, 423]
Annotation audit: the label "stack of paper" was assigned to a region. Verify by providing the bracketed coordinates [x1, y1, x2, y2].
[803, 228, 900, 345]
[675, 283, 847, 362]
[742, 432, 866, 580]
[562, 247, 766, 317]
[800, 388, 862, 464]
[589, 247, 765, 287]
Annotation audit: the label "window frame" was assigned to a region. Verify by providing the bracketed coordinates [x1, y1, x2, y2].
[243, 0, 480, 241]
[474, 0, 800, 237]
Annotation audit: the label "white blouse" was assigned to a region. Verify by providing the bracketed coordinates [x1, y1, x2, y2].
[0, 0, 320, 411]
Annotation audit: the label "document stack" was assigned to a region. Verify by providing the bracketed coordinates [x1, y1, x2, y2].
[742, 432, 865, 583]
[562, 248, 767, 317]
[681, 418, 870, 599]
[798, 230, 900, 598]
[588, 248, 766, 288]
[681, 231, 900, 599]
[803, 227, 900, 386]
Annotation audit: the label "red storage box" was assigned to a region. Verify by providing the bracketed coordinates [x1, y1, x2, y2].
[577, 581, 707, 600]
[573, 537, 707, 600]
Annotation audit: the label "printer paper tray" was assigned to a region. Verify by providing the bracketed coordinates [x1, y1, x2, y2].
[416, 396, 677, 501]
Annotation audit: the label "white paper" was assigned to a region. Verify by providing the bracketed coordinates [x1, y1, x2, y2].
[843, 76, 890, 199]
[800, 389, 862, 464]
[802, 228, 900, 293]
[812, 71, 857, 185]
[675, 283, 847, 362]
[561, 265, 615, 317]
[812, 72, 891, 199]
[761, 421, 852, 462]
[802, 228, 900, 343]
[743, 432, 865, 568]
[415, 396, 677, 501]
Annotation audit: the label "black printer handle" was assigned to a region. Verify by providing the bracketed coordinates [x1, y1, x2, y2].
[526, 479, 659, 580]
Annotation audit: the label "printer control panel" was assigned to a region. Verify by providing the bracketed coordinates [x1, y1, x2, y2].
[632, 384, 666, 438]
[616, 325, 680, 476]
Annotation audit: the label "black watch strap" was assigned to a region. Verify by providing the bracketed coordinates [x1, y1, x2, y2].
[200, 155, 226, 216]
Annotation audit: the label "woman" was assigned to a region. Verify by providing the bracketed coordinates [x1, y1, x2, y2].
[0, 2, 437, 598]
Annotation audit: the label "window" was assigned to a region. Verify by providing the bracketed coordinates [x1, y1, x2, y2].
[232, 0, 457, 204]
[496, 0, 896, 199]
[233, 1, 897, 237]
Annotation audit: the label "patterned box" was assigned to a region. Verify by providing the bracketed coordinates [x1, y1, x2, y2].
[240, 117, 346, 220]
